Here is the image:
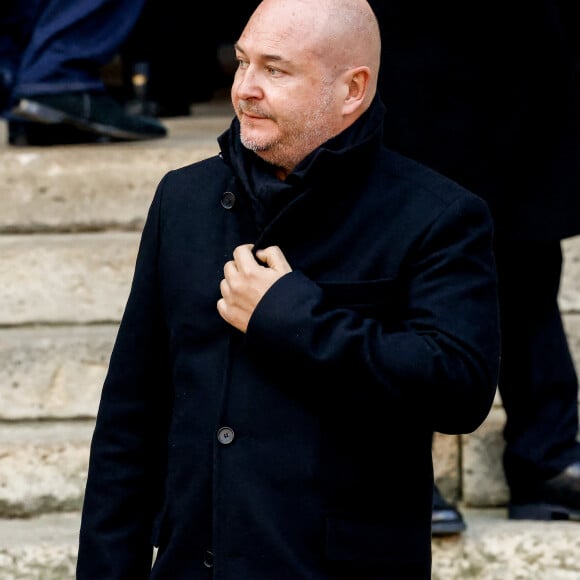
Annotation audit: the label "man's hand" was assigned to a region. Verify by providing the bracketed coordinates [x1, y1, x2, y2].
[217, 244, 292, 333]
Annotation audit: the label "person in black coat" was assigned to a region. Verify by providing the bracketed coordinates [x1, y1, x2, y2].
[76, 0, 500, 577]
[369, 0, 580, 531]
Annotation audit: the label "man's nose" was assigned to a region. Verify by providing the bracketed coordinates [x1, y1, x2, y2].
[234, 67, 262, 99]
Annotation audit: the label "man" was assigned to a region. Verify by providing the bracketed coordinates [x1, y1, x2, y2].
[369, 0, 580, 532]
[77, 0, 499, 577]
[0, 0, 166, 145]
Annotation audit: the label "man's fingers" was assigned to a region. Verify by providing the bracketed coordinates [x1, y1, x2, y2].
[229, 244, 291, 275]
[256, 246, 292, 273]
[223, 260, 237, 278]
[219, 244, 289, 334]
[232, 244, 256, 271]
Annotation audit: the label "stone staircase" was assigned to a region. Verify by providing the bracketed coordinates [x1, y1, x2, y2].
[1, 97, 579, 579]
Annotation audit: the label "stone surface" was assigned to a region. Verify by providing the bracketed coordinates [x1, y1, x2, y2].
[0, 232, 138, 325]
[433, 433, 460, 501]
[0, 325, 112, 419]
[432, 509, 580, 580]
[563, 314, 580, 378]
[0, 113, 231, 234]
[0, 513, 79, 580]
[462, 407, 509, 507]
[0, 422, 92, 517]
[561, 237, 580, 312]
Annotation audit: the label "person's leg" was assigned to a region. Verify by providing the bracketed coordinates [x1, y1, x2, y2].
[121, 0, 222, 117]
[0, 0, 42, 111]
[7, 0, 167, 144]
[431, 431, 465, 536]
[431, 483, 465, 536]
[12, 0, 146, 98]
[495, 237, 580, 516]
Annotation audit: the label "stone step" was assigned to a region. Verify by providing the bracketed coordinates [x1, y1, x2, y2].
[1, 98, 579, 525]
[0, 422, 92, 517]
[1, 101, 580, 321]
[0, 416, 500, 518]
[0, 232, 138, 325]
[2, 232, 579, 327]
[0, 326, 113, 420]
[0, 409, 577, 519]
[0, 413, 505, 517]
[0, 513, 79, 580]
[0, 509, 579, 579]
[0, 101, 233, 234]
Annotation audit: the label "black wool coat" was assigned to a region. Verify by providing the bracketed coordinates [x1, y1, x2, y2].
[77, 97, 500, 579]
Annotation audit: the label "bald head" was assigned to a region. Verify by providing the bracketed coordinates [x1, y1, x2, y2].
[248, 0, 381, 105]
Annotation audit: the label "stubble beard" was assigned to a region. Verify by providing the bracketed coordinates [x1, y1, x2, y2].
[239, 87, 336, 172]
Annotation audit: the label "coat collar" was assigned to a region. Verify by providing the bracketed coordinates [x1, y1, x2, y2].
[217, 95, 386, 231]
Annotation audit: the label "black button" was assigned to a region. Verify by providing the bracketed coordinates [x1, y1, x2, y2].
[203, 549, 214, 568]
[221, 191, 236, 209]
[217, 426, 235, 445]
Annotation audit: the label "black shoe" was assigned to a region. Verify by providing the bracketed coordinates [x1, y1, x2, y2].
[10, 92, 167, 142]
[432, 485, 466, 536]
[509, 462, 580, 521]
[7, 119, 113, 146]
[0, 67, 12, 115]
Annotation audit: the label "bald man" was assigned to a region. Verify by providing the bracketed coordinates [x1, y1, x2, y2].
[77, 1, 500, 577]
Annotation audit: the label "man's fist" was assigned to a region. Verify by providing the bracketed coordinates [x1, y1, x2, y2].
[217, 244, 292, 332]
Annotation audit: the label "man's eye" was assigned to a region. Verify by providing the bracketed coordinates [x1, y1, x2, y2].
[267, 67, 281, 76]
[237, 59, 249, 69]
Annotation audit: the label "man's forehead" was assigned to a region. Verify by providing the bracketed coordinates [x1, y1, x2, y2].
[245, 0, 325, 42]
[237, 24, 323, 65]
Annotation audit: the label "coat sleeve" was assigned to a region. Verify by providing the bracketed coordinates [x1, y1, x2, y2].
[77, 177, 171, 579]
[246, 193, 500, 434]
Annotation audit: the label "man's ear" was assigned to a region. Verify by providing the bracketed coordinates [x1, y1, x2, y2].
[342, 66, 371, 115]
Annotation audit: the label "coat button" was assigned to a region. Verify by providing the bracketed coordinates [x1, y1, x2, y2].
[203, 550, 214, 568]
[221, 191, 236, 209]
[217, 426, 235, 445]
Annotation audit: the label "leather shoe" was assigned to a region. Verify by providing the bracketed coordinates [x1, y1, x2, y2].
[9, 92, 167, 143]
[8, 119, 113, 146]
[432, 484, 466, 536]
[509, 462, 580, 521]
[0, 67, 11, 115]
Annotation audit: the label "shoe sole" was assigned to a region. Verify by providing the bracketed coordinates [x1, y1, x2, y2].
[8, 120, 112, 146]
[431, 520, 467, 536]
[509, 502, 580, 521]
[12, 98, 164, 141]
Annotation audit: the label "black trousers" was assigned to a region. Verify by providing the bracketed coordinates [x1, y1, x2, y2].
[494, 238, 580, 493]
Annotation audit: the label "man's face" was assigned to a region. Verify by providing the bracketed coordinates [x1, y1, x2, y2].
[231, 4, 343, 176]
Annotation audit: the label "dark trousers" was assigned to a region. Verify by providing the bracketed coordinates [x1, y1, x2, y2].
[0, 0, 145, 104]
[495, 238, 580, 492]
